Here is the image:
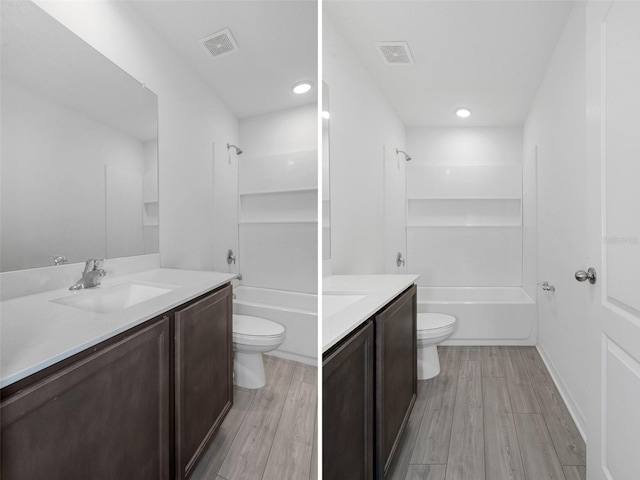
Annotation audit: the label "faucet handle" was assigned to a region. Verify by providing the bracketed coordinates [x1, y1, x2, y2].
[84, 258, 104, 272]
[50, 255, 68, 266]
[92, 258, 104, 269]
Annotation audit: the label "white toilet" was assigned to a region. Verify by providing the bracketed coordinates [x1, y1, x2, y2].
[417, 313, 457, 380]
[233, 314, 285, 389]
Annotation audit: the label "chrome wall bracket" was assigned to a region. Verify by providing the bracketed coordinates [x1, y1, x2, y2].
[538, 281, 556, 292]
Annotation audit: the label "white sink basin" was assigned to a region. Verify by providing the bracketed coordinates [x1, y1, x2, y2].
[322, 294, 366, 318]
[51, 282, 177, 314]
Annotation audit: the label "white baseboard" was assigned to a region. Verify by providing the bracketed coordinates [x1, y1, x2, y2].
[443, 339, 536, 346]
[536, 344, 587, 443]
[266, 350, 317, 367]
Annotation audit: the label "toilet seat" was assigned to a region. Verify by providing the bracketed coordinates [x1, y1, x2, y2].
[417, 313, 457, 340]
[233, 315, 285, 347]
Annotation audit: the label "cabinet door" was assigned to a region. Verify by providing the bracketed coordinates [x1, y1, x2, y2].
[1, 316, 171, 480]
[375, 284, 417, 478]
[323, 321, 374, 480]
[174, 285, 233, 480]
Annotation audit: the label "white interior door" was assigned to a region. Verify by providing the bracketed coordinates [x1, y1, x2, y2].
[586, 2, 640, 479]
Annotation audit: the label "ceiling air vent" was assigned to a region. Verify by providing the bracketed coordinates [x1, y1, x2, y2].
[375, 41, 414, 65]
[199, 28, 239, 59]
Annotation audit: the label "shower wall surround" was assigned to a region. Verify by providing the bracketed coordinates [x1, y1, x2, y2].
[238, 105, 317, 294]
[406, 128, 525, 287]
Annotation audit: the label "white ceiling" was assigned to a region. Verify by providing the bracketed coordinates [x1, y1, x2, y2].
[130, 0, 318, 120]
[325, 1, 575, 127]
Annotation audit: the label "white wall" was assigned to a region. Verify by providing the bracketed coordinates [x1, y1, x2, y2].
[238, 104, 317, 294]
[407, 128, 523, 166]
[523, 4, 588, 433]
[35, 0, 239, 272]
[323, 15, 406, 274]
[406, 127, 524, 287]
[239, 104, 317, 157]
[1, 80, 145, 271]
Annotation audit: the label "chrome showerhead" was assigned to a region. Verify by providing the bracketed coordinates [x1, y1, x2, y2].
[396, 148, 412, 161]
[227, 143, 243, 155]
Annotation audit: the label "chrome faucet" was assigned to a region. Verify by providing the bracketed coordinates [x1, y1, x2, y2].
[69, 258, 106, 290]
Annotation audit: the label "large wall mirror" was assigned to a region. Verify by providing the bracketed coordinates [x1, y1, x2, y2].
[1, 1, 159, 272]
[322, 81, 331, 260]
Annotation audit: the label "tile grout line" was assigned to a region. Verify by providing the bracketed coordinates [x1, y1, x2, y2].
[517, 348, 569, 480]
[501, 348, 531, 480]
[479, 357, 486, 480]
[443, 351, 462, 480]
[306, 383, 319, 480]
[481, 360, 487, 480]
[308, 406, 317, 480]
[259, 359, 297, 480]
[215, 390, 258, 479]
[512, 413, 531, 480]
[405, 379, 431, 469]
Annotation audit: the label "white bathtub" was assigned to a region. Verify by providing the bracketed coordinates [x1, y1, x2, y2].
[417, 287, 537, 345]
[233, 285, 317, 365]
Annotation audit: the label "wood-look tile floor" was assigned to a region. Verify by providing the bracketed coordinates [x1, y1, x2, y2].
[388, 346, 587, 480]
[190, 355, 317, 480]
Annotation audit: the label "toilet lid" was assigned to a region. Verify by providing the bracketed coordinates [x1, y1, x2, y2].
[417, 313, 457, 330]
[233, 315, 285, 337]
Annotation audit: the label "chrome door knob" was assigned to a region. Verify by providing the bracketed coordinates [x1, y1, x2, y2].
[575, 267, 597, 284]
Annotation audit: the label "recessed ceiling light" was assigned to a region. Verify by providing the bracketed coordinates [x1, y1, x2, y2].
[456, 108, 471, 118]
[322, 110, 330, 120]
[293, 82, 312, 94]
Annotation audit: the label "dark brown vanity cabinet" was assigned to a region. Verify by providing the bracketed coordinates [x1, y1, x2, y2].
[174, 284, 233, 480]
[1, 283, 233, 480]
[323, 284, 417, 480]
[374, 284, 417, 478]
[1, 316, 172, 480]
[323, 321, 374, 480]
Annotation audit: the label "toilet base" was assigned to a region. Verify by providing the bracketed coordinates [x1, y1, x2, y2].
[417, 344, 441, 380]
[234, 351, 266, 389]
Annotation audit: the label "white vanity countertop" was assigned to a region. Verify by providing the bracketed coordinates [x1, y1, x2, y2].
[323, 274, 420, 353]
[0, 268, 236, 388]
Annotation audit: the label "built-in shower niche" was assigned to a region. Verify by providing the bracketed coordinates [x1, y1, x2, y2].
[406, 163, 523, 287]
[407, 199, 521, 227]
[238, 150, 318, 294]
